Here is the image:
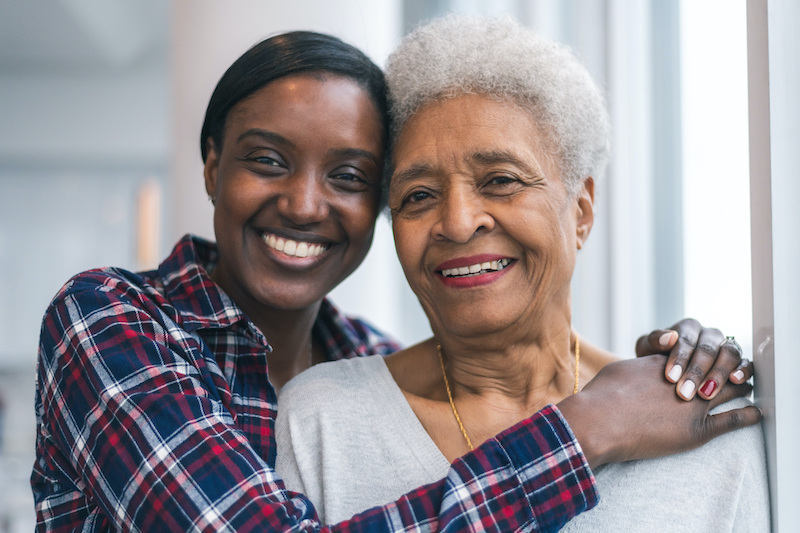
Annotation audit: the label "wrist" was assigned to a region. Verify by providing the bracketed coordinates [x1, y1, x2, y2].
[556, 393, 614, 469]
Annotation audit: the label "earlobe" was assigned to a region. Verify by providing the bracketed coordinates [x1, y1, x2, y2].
[575, 177, 595, 249]
[204, 138, 219, 199]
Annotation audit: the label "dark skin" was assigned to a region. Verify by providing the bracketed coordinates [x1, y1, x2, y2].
[204, 74, 756, 460]
[203, 75, 384, 391]
[559, 354, 758, 469]
[385, 94, 758, 465]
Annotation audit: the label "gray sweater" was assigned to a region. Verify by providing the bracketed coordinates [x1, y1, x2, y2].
[276, 355, 770, 531]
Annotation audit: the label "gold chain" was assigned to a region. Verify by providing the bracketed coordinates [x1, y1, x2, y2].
[437, 332, 580, 452]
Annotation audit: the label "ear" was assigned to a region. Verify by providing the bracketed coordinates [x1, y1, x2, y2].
[204, 138, 220, 200]
[575, 177, 595, 250]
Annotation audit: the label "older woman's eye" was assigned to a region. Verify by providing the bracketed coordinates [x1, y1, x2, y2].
[404, 190, 432, 204]
[487, 174, 517, 185]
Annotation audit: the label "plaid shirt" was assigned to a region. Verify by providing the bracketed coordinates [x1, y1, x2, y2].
[33, 235, 597, 532]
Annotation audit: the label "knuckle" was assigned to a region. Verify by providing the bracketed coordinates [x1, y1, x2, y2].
[685, 365, 706, 380]
[695, 342, 718, 357]
[677, 334, 698, 350]
[726, 411, 742, 432]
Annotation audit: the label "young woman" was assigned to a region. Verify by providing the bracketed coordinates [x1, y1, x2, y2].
[34, 30, 756, 532]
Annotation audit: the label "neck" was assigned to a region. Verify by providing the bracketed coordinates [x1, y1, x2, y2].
[259, 305, 325, 393]
[211, 271, 325, 392]
[437, 324, 577, 411]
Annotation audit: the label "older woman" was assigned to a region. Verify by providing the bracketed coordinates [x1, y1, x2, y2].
[276, 16, 769, 531]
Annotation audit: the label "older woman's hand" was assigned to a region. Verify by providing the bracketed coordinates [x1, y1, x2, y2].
[634, 318, 753, 401]
[558, 354, 761, 469]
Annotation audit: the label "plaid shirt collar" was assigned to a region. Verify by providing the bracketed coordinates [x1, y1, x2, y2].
[155, 234, 387, 361]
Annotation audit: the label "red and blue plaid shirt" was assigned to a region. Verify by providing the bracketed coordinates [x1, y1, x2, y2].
[33, 235, 597, 532]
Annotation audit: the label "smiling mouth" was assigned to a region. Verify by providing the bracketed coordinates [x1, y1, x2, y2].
[262, 233, 329, 258]
[439, 258, 512, 278]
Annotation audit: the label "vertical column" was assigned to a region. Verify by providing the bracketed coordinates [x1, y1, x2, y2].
[747, 0, 800, 530]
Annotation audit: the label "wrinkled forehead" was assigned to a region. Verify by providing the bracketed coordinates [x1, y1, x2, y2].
[388, 94, 561, 186]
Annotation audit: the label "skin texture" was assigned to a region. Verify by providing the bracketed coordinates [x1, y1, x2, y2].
[386, 94, 604, 459]
[385, 94, 760, 463]
[203, 74, 384, 389]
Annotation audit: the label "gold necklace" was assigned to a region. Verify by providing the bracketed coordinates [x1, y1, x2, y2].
[437, 333, 580, 451]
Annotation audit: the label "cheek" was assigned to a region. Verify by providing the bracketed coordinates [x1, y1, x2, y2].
[392, 222, 427, 285]
[343, 197, 380, 245]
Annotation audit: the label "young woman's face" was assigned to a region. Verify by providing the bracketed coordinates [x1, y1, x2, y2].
[204, 74, 384, 313]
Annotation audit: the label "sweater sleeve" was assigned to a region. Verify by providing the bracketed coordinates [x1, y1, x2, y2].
[34, 275, 596, 533]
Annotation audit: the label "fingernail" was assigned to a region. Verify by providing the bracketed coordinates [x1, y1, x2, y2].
[732, 369, 745, 382]
[659, 331, 675, 346]
[680, 380, 696, 399]
[667, 364, 682, 382]
[699, 379, 717, 397]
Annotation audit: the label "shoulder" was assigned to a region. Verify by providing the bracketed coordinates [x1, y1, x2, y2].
[280, 355, 389, 409]
[43, 266, 163, 330]
[315, 299, 402, 360]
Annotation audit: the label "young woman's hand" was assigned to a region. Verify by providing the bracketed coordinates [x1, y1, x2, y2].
[634, 318, 753, 401]
[557, 354, 761, 469]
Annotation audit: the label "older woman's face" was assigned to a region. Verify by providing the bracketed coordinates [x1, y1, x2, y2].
[389, 94, 593, 337]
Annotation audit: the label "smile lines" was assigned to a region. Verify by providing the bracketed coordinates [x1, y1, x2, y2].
[262, 233, 328, 258]
[440, 258, 511, 278]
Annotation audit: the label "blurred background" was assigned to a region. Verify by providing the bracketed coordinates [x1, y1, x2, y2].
[0, 0, 757, 530]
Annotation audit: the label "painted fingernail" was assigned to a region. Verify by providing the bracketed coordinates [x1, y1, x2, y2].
[680, 380, 696, 399]
[659, 331, 676, 346]
[732, 369, 745, 382]
[667, 364, 682, 382]
[699, 379, 717, 397]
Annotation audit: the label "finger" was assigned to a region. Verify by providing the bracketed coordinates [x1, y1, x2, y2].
[709, 381, 753, 408]
[676, 327, 724, 400]
[702, 405, 762, 442]
[697, 338, 744, 400]
[730, 359, 754, 384]
[635, 329, 678, 358]
[663, 319, 703, 383]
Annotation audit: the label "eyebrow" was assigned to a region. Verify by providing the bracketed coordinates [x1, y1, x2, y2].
[237, 129, 295, 149]
[391, 148, 542, 187]
[390, 162, 436, 188]
[236, 129, 379, 166]
[470, 149, 540, 175]
[329, 147, 381, 167]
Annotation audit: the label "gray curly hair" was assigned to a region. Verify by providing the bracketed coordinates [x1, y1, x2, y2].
[384, 15, 610, 196]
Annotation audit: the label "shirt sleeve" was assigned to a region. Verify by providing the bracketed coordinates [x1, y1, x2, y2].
[33, 278, 597, 533]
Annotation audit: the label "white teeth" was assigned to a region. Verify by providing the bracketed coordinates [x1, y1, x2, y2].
[441, 258, 511, 278]
[262, 233, 327, 258]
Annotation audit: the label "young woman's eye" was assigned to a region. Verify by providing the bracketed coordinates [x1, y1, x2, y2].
[254, 156, 281, 166]
[331, 169, 372, 192]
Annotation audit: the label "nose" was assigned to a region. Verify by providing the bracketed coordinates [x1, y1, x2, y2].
[276, 172, 330, 226]
[433, 184, 494, 243]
